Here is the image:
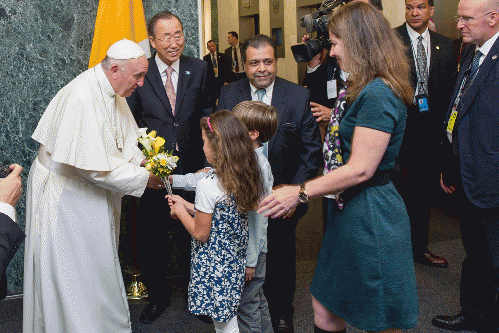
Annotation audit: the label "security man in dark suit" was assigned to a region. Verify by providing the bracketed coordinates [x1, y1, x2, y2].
[433, 0, 499, 331]
[203, 39, 229, 104]
[224, 31, 245, 83]
[0, 164, 24, 300]
[217, 34, 322, 332]
[126, 11, 212, 324]
[394, 0, 457, 268]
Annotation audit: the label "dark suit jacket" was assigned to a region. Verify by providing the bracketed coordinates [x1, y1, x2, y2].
[203, 52, 230, 105]
[203, 52, 230, 85]
[445, 41, 499, 208]
[303, 56, 341, 110]
[127, 54, 212, 174]
[217, 77, 322, 188]
[395, 24, 457, 167]
[224, 43, 243, 70]
[0, 212, 25, 300]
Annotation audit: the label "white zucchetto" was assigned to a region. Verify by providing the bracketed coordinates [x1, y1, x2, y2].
[106, 39, 145, 60]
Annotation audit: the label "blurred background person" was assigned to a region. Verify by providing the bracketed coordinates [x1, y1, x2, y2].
[225, 31, 246, 83]
[204, 39, 230, 106]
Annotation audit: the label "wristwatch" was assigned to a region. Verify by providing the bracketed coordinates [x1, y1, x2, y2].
[298, 183, 309, 204]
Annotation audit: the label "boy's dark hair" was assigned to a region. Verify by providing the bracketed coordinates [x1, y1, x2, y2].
[232, 101, 279, 144]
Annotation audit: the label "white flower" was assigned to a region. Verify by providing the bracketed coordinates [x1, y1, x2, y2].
[138, 127, 148, 139]
[138, 137, 152, 151]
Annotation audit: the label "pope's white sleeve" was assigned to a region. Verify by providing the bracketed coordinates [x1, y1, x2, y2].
[130, 145, 146, 166]
[77, 163, 149, 197]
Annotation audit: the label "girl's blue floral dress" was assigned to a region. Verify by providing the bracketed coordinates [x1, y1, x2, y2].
[188, 172, 248, 322]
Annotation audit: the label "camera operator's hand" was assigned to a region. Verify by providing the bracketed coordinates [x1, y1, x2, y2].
[0, 164, 23, 207]
[310, 102, 332, 123]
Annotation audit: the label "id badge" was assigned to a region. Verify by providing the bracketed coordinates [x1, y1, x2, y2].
[416, 94, 429, 112]
[327, 79, 337, 99]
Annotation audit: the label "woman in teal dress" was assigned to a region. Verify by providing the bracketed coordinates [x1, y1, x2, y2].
[258, 2, 418, 333]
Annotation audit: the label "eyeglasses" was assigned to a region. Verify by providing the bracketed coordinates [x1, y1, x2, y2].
[154, 34, 184, 45]
[455, 12, 493, 25]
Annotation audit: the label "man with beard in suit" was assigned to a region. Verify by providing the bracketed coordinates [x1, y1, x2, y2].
[127, 11, 212, 324]
[218, 34, 322, 332]
[394, 0, 457, 269]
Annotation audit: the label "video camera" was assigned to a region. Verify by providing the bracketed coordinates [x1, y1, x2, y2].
[291, 0, 348, 62]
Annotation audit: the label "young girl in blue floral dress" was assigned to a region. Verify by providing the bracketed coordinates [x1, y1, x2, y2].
[168, 110, 263, 333]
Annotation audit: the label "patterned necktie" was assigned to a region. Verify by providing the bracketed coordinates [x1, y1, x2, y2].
[212, 54, 217, 68]
[462, 50, 483, 93]
[416, 35, 428, 95]
[256, 88, 266, 102]
[234, 47, 240, 72]
[165, 66, 176, 115]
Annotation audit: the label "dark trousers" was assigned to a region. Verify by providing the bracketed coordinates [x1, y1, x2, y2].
[263, 215, 299, 321]
[393, 164, 439, 255]
[455, 189, 499, 325]
[136, 187, 193, 302]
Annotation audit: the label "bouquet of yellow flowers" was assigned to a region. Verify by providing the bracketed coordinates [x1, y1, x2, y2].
[138, 128, 179, 195]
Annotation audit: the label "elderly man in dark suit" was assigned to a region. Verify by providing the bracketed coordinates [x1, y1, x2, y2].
[126, 11, 212, 324]
[203, 39, 229, 104]
[217, 34, 322, 333]
[432, 0, 499, 331]
[0, 164, 24, 300]
[394, 0, 457, 268]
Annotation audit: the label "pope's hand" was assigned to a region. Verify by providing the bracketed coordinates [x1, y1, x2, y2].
[0, 164, 23, 207]
[147, 173, 164, 190]
[257, 184, 301, 219]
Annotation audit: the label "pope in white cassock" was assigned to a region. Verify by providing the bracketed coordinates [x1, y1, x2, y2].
[23, 40, 164, 333]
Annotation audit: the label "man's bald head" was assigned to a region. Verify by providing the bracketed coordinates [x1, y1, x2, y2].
[457, 0, 499, 46]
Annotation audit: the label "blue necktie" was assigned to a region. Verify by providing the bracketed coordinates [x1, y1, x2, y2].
[256, 88, 266, 102]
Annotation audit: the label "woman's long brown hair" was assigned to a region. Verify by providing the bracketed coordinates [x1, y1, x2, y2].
[200, 110, 263, 214]
[329, 2, 414, 105]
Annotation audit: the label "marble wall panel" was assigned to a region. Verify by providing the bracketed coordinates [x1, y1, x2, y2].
[0, 0, 200, 295]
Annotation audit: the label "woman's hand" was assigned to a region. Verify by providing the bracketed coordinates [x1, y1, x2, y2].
[257, 184, 301, 219]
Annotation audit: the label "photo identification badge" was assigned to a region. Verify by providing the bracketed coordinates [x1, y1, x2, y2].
[327, 79, 337, 99]
[416, 94, 429, 112]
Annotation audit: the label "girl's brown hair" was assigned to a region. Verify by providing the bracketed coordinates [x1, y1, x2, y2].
[329, 2, 414, 105]
[200, 110, 263, 214]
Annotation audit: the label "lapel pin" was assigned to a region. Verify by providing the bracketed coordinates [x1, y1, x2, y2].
[436, 46, 440, 50]
[185, 70, 191, 75]
[493, 55, 498, 60]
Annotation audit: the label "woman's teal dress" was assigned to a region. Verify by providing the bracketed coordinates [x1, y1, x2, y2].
[310, 78, 419, 331]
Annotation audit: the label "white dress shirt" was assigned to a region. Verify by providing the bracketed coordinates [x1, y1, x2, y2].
[250, 81, 275, 106]
[0, 202, 15, 223]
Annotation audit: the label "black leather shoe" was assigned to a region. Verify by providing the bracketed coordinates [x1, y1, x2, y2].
[139, 300, 170, 324]
[432, 312, 481, 331]
[276, 315, 294, 333]
[414, 251, 449, 268]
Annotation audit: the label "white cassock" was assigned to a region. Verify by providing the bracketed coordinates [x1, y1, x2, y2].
[23, 63, 149, 333]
